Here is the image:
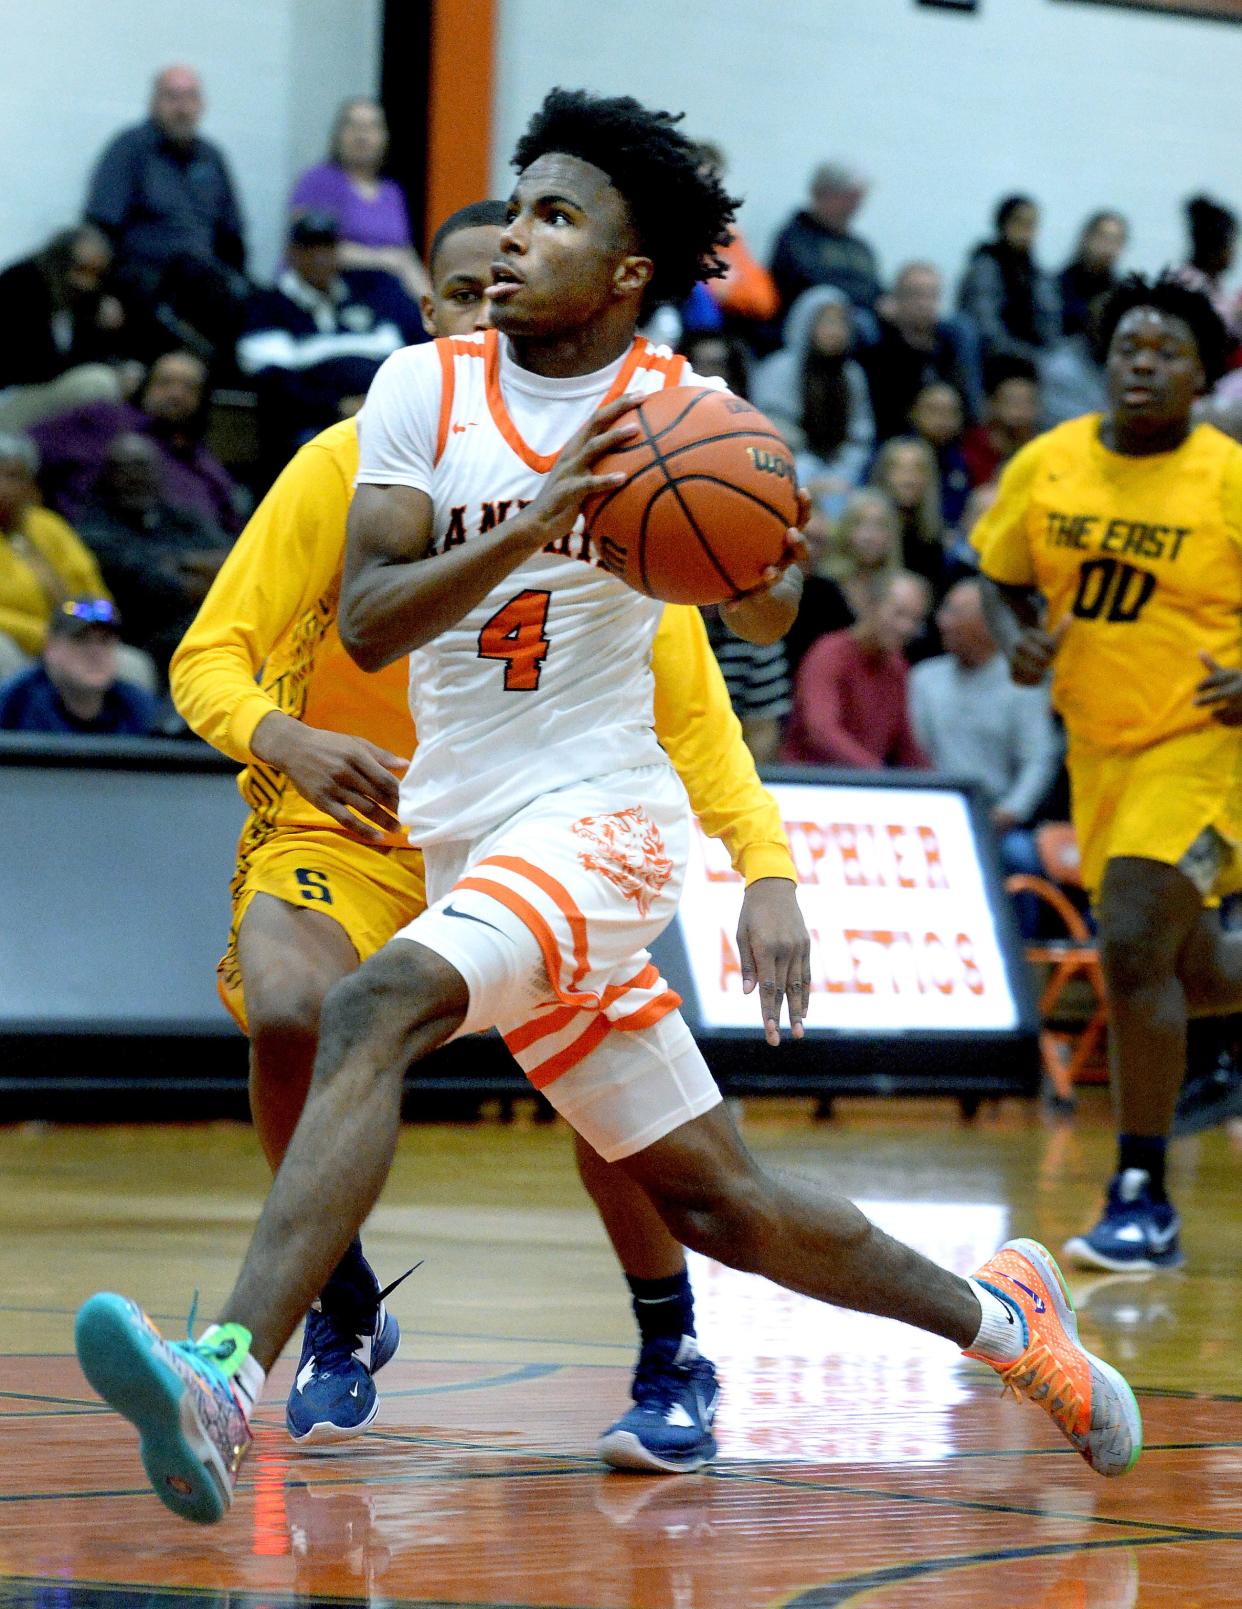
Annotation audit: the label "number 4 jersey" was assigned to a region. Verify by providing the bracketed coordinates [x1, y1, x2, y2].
[355, 329, 725, 846]
[972, 414, 1242, 753]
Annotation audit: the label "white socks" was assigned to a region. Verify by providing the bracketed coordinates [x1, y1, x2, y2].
[966, 1277, 1026, 1363]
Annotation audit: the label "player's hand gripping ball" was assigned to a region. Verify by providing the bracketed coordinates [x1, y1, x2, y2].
[582, 387, 799, 606]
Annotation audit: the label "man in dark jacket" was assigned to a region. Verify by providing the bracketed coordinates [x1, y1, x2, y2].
[769, 162, 882, 319]
[85, 65, 248, 361]
[0, 226, 131, 430]
[862, 262, 979, 439]
[237, 212, 418, 478]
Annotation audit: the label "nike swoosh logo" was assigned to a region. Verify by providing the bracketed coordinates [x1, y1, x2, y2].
[443, 901, 505, 936]
[1002, 1274, 1046, 1313]
[349, 1383, 359, 1398]
[1147, 1220, 1180, 1250]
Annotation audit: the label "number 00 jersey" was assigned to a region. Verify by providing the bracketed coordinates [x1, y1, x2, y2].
[972, 415, 1242, 753]
[356, 329, 724, 846]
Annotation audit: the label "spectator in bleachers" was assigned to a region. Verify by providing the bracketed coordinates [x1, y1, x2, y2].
[961, 361, 1041, 487]
[1058, 211, 1128, 340]
[238, 212, 415, 476]
[0, 433, 111, 681]
[31, 349, 244, 534]
[863, 262, 977, 440]
[910, 578, 1061, 927]
[1178, 195, 1241, 338]
[0, 226, 132, 431]
[0, 597, 155, 736]
[751, 286, 874, 514]
[1040, 301, 1110, 429]
[677, 330, 750, 396]
[908, 381, 972, 527]
[693, 142, 780, 337]
[85, 65, 248, 363]
[769, 162, 881, 319]
[701, 607, 791, 765]
[782, 570, 931, 769]
[869, 437, 952, 594]
[288, 97, 429, 303]
[75, 433, 230, 678]
[783, 488, 901, 678]
[957, 196, 1061, 368]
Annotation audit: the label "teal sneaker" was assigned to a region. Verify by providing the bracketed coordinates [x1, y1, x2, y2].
[75, 1293, 252, 1524]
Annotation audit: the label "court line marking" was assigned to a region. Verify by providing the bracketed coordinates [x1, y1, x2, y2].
[0, 1577, 582, 1609]
[770, 1530, 1241, 1608]
[706, 1464, 1236, 1540]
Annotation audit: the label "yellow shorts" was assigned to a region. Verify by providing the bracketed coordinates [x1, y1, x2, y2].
[1068, 724, 1242, 901]
[218, 824, 427, 1033]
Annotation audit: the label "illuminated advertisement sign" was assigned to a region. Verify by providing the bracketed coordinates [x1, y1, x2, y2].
[672, 778, 1023, 1035]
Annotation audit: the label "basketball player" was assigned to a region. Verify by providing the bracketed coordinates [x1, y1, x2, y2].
[169, 198, 808, 1470]
[972, 274, 1242, 1271]
[77, 89, 1140, 1523]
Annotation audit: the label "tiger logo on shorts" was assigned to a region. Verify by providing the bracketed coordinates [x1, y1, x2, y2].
[572, 808, 673, 917]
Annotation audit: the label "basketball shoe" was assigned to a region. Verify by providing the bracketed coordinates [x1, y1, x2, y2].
[598, 1335, 719, 1473]
[1063, 1170, 1183, 1272]
[966, 1238, 1141, 1477]
[285, 1260, 409, 1444]
[75, 1293, 253, 1524]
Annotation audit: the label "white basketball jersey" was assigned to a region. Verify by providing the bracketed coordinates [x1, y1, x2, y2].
[355, 329, 724, 847]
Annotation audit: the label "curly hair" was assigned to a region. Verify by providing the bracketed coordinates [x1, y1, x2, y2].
[510, 87, 739, 312]
[1097, 272, 1231, 385]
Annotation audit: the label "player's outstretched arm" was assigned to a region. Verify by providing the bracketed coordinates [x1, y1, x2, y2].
[652, 607, 809, 1041]
[341, 397, 641, 671]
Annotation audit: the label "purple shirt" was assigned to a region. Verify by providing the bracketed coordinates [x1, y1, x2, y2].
[288, 163, 412, 250]
[30, 401, 242, 535]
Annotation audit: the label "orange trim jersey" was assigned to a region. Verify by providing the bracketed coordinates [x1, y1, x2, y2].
[972, 416, 1242, 753]
[356, 330, 726, 849]
[170, 416, 794, 886]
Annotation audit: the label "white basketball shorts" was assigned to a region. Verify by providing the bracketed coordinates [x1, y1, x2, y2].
[393, 763, 723, 1160]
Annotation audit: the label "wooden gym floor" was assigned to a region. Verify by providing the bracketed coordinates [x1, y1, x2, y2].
[1, 1091, 1240, 1608]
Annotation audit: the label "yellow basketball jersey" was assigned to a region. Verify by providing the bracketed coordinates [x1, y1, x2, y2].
[972, 416, 1242, 752]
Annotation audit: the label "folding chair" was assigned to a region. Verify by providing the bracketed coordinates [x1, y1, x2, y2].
[1005, 823, 1108, 1106]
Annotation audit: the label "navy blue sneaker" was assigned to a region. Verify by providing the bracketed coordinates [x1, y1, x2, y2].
[286, 1262, 410, 1445]
[598, 1336, 719, 1473]
[1063, 1169, 1184, 1272]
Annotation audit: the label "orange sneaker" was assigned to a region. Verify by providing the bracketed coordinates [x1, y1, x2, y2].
[966, 1238, 1142, 1477]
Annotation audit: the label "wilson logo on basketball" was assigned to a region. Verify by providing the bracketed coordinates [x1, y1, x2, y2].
[746, 446, 793, 481]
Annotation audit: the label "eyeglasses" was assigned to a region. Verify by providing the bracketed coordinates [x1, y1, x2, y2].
[61, 599, 120, 626]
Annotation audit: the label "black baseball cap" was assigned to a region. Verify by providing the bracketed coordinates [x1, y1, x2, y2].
[49, 598, 122, 638]
[289, 210, 340, 247]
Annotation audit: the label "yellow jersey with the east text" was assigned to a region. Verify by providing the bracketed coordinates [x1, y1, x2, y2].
[972, 415, 1242, 752]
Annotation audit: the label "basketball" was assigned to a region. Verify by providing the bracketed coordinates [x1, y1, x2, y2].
[583, 387, 799, 606]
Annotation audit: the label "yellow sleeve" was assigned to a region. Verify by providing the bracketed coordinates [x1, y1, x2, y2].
[28, 509, 111, 602]
[170, 429, 354, 763]
[1222, 442, 1242, 552]
[969, 436, 1047, 587]
[652, 605, 796, 885]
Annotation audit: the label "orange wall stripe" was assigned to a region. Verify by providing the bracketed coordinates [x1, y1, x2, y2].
[425, 0, 496, 243]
